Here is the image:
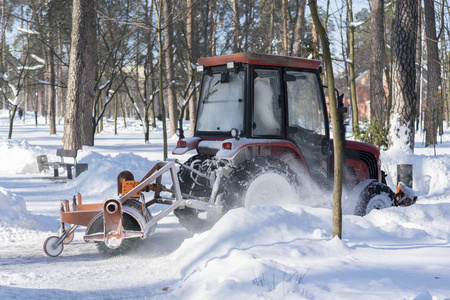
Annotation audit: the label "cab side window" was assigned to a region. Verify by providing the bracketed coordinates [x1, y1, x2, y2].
[253, 69, 282, 136]
[286, 71, 325, 135]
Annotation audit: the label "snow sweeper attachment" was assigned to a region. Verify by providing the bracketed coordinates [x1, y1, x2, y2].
[43, 160, 221, 257]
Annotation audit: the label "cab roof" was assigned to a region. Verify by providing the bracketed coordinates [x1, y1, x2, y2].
[197, 52, 322, 70]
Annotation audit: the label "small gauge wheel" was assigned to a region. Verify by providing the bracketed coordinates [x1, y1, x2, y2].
[43, 236, 64, 257]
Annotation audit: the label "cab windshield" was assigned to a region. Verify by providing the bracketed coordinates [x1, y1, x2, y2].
[196, 70, 245, 133]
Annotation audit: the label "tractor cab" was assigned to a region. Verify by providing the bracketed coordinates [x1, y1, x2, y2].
[187, 53, 332, 186]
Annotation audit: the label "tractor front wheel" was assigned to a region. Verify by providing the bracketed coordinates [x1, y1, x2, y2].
[354, 182, 395, 216]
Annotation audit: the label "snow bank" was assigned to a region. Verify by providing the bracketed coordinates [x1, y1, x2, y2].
[168, 201, 450, 299]
[174, 205, 334, 275]
[363, 203, 450, 241]
[0, 138, 41, 175]
[170, 205, 348, 299]
[0, 187, 31, 226]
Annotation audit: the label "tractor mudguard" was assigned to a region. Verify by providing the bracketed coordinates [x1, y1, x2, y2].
[173, 137, 201, 155]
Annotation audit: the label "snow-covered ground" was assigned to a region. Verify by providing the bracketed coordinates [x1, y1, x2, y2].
[1, 110, 449, 299]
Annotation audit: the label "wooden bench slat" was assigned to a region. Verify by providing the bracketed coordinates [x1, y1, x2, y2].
[56, 149, 77, 158]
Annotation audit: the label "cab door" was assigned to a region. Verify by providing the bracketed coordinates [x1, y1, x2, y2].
[284, 70, 330, 185]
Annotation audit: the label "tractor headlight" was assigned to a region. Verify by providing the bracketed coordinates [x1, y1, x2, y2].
[231, 128, 241, 140]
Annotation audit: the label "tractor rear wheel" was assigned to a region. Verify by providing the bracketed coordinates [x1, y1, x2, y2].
[222, 157, 299, 211]
[354, 182, 395, 216]
[174, 155, 214, 233]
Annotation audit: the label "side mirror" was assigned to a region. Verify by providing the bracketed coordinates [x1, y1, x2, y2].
[176, 128, 185, 139]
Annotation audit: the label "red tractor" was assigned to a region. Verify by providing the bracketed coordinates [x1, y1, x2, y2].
[172, 52, 411, 232]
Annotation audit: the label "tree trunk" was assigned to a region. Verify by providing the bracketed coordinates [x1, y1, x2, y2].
[8, 105, 17, 139]
[150, 58, 157, 130]
[209, 0, 217, 56]
[47, 44, 56, 135]
[385, 2, 396, 124]
[120, 94, 127, 129]
[370, 0, 385, 129]
[46, 3, 56, 135]
[232, 0, 240, 53]
[443, 29, 449, 129]
[282, 0, 288, 55]
[311, 21, 319, 59]
[346, 0, 359, 134]
[308, 0, 343, 239]
[57, 21, 65, 125]
[415, 1, 422, 130]
[1, 0, 6, 96]
[156, 0, 168, 159]
[163, 0, 178, 138]
[388, 0, 418, 151]
[114, 92, 118, 135]
[293, 0, 306, 57]
[63, 0, 97, 150]
[242, 0, 252, 52]
[40, 43, 47, 121]
[201, 1, 209, 56]
[338, 5, 349, 90]
[39, 81, 46, 121]
[207, 0, 212, 55]
[439, 33, 444, 140]
[144, 0, 156, 132]
[187, 0, 197, 136]
[423, 0, 441, 147]
[266, 0, 275, 53]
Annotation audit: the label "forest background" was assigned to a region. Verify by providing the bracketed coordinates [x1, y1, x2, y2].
[1, 0, 449, 157]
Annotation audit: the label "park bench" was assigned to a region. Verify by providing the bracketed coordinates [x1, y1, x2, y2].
[36, 149, 88, 180]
